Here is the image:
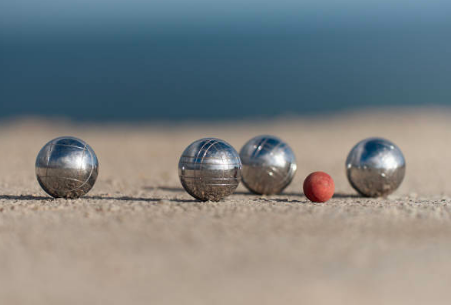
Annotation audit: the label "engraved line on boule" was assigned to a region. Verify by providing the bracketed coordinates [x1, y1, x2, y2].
[72, 145, 96, 192]
[196, 138, 215, 180]
[41, 176, 85, 193]
[53, 144, 86, 149]
[199, 139, 220, 179]
[44, 143, 54, 183]
[78, 143, 87, 179]
[252, 137, 269, 158]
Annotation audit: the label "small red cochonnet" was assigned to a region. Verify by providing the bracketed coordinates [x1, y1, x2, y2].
[303, 171, 335, 203]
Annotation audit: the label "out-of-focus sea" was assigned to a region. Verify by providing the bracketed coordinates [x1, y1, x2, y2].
[1, 22, 450, 122]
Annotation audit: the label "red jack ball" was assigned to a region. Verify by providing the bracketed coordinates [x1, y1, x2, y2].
[303, 171, 335, 203]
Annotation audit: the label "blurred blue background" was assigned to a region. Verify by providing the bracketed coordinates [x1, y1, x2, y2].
[1, 0, 450, 121]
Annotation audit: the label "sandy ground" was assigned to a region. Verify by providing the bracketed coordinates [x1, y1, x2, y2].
[1, 108, 451, 304]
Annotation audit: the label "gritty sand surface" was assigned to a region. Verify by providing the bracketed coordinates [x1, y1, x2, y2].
[1, 109, 451, 304]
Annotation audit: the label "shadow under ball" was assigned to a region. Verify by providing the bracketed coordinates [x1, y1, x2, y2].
[36, 136, 99, 198]
[346, 137, 405, 197]
[178, 138, 241, 201]
[240, 135, 297, 195]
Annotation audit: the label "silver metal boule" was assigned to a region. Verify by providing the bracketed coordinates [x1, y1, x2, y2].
[346, 137, 405, 197]
[36, 136, 99, 198]
[178, 138, 241, 201]
[240, 135, 297, 195]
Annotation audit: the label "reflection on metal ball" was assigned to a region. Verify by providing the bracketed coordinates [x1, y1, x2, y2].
[239, 135, 297, 195]
[346, 137, 405, 197]
[36, 136, 99, 198]
[178, 138, 241, 201]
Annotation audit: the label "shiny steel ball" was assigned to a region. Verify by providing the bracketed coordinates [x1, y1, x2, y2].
[36, 136, 99, 198]
[178, 138, 241, 201]
[346, 137, 406, 197]
[239, 135, 297, 195]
